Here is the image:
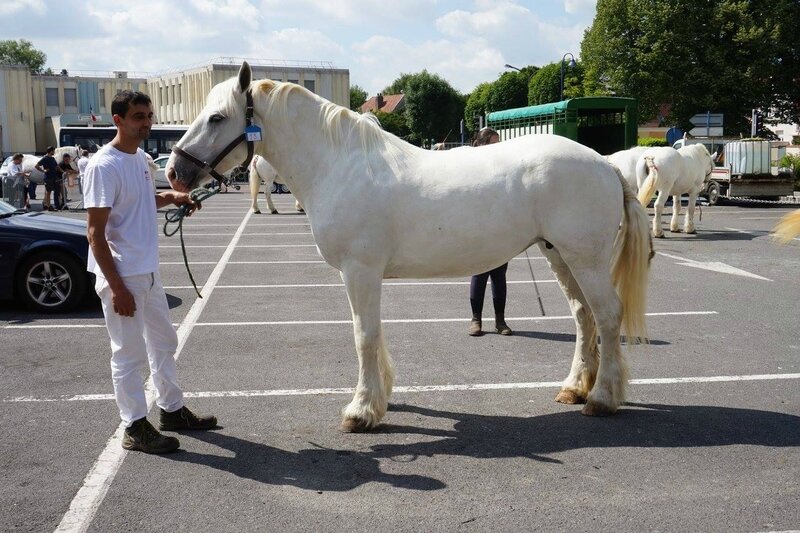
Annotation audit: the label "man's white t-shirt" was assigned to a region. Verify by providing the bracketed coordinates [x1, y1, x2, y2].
[8, 162, 24, 184]
[83, 145, 158, 277]
[77, 156, 89, 177]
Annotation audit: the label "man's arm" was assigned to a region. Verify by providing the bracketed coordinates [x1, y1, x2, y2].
[86, 207, 136, 317]
[154, 190, 201, 214]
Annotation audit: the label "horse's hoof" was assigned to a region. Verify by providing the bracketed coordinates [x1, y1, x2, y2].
[555, 389, 585, 404]
[270, 210, 279, 215]
[685, 229, 697, 235]
[253, 209, 261, 214]
[670, 228, 681, 233]
[340, 417, 374, 433]
[581, 401, 616, 417]
[654, 233, 666, 239]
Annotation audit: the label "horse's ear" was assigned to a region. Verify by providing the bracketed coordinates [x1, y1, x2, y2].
[238, 62, 252, 93]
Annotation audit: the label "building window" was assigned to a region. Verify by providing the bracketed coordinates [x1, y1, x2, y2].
[99, 88, 106, 110]
[288, 79, 299, 85]
[303, 79, 315, 93]
[64, 88, 77, 107]
[46, 87, 59, 106]
[177, 84, 182, 104]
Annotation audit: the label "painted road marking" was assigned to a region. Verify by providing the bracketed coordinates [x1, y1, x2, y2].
[6, 372, 799, 403]
[657, 252, 772, 281]
[2, 311, 718, 330]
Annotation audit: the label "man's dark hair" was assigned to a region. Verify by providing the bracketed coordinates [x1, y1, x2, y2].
[112, 90, 152, 118]
[12, 153, 24, 160]
[45, 146, 54, 153]
[471, 127, 499, 147]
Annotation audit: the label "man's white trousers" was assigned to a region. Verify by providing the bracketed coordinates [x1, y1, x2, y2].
[96, 272, 184, 427]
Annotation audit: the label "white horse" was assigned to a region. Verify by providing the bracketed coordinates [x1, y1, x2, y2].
[166, 62, 652, 430]
[248, 154, 304, 214]
[607, 146, 648, 193]
[636, 144, 714, 237]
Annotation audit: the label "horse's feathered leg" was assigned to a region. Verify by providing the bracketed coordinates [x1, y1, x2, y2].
[248, 159, 262, 214]
[563, 261, 628, 416]
[683, 189, 699, 234]
[652, 190, 668, 238]
[538, 243, 598, 404]
[670, 194, 682, 233]
[339, 265, 395, 432]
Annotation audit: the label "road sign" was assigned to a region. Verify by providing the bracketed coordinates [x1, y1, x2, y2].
[690, 113, 724, 127]
[689, 126, 724, 137]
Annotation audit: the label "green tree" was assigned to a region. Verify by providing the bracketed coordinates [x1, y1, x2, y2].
[0, 39, 46, 74]
[581, 0, 800, 134]
[373, 109, 411, 140]
[397, 71, 465, 145]
[486, 70, 531, 113]
[528, 62, 584, 105]
[464, 82, 492, 135]
[349, 84, 368, 111]
[382, 73, 416, 96]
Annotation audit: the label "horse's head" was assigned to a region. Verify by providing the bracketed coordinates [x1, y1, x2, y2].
[167, 62, 256, 192]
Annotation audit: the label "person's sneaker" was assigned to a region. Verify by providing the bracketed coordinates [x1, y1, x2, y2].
[122, 418, 180, 454]
[495, 321, 513, 336]
[159, 406, 218, 431]
[468, 318, 483, 336]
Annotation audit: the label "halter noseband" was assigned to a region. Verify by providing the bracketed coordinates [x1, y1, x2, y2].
[171, 89, 257, 185]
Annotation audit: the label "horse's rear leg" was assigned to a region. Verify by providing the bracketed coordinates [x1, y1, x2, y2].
[564, 262, 628, 416]
[652, 191, 668, 238]
[684, 189, 699, 234]
[538, 243, 598, 404]
[340, 266, 395, 432]
[670, 194, 681, 232]
[264, 187, 278, 214]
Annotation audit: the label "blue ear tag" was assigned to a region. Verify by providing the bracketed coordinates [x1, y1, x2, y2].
[245, 125, 262, 142]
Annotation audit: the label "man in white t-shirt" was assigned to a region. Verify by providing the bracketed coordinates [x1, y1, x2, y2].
[84, 90, 217, 455]
[76, 149, 89, 195]
[7, 153, 31, 210]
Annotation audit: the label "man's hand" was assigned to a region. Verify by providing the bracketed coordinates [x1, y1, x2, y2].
[111, 284, 136, 317]
[157, 191, 202, 215]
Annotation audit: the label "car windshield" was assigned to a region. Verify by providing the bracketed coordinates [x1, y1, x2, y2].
[0, 198, 21, 215]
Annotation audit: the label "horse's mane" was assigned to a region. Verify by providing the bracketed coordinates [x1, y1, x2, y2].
[253, 80, 417, 178]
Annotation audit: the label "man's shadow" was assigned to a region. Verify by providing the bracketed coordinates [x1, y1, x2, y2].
[164, 401, 799, 492]
[165, 429, 446, 492]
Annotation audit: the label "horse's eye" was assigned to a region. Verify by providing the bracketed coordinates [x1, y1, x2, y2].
[209, 113, 225, 123]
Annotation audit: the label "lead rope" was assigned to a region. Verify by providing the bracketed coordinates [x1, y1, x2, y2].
[163, 184, 223, 298]
[524, 248, 546, 316]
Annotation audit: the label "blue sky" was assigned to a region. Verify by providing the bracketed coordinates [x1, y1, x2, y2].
[2, 0, 597, 95]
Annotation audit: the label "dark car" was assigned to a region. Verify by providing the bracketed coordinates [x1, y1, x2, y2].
[0, 199, 93, 312]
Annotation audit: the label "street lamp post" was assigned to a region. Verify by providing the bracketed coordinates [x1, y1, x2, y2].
[559, 52, 577, 101]
[504, 63, 522, 72]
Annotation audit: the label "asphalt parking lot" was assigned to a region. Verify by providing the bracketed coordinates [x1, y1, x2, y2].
[1, 191, 799, 532]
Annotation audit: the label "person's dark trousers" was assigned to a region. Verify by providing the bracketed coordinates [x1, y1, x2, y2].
[27, 182, 37, 200]
[54, 180, 64, 209]
[469, 262, 508, 318]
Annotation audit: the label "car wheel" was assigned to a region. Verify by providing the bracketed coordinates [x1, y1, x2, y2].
[16, 251, 87, 313]
[279, 184, 290, 194]
[706, 181, 721, 205]
[270, 182, 279, 193]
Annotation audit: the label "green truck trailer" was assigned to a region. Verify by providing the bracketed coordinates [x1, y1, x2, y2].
[486, 97, 638, 155]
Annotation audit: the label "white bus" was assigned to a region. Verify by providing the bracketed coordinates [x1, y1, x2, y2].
[57, 124, 189, 159]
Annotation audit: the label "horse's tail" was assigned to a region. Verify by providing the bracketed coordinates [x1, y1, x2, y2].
[636, 156, 658, 206]
[773, 209, 800, 244]
[612, 167, 652, 345]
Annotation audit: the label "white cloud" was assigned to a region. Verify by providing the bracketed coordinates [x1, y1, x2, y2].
[564, 0, 597, 15]
[245, 28, 346, 63]
[0, 0, 44, 16]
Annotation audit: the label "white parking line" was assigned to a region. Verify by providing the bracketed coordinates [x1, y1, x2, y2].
[160, 280, 560, 290]
[2, 311, 718, 330]
[54, 209, 254, 533]
[160, 244, 318, 248]
[170, 232, 314, 236]
[6, 372, 799, 403]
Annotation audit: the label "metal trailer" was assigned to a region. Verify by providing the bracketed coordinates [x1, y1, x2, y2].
[672, 137, 794, 204]
[2, 175, 27, 209]
[485, 97, 638, 155]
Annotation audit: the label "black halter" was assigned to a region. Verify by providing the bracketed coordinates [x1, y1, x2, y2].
[171, 89, 257, 185]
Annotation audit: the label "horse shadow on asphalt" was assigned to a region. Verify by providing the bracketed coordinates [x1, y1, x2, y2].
[162, 400, 798, 492]
[511, 330, 670, 346]
[654, 229, 764, 242]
